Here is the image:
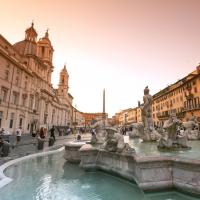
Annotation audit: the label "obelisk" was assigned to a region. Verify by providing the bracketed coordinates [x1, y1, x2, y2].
[103, 88, 105, 127]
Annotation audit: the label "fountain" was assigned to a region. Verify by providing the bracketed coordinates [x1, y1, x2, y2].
[128, 122, 143, 138]
[158, 113, 191, 150]
[138, 86, 161, 142]
[183, 116, 200, 140]
[63, 87, 200, 195]
[102, 127, 135, 154]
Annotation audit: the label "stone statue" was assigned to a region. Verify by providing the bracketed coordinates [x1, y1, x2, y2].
[139, 86, 160, 141]
[90, 119, 108, 144]
[129, 123, 142, 138]
[141, 86, 154, 131]
[103, 127, 135, 154]
[90, 130, 97, 144]
[158, 113, 190, 150]
[0, 137, 10, 157]
[183, 116, 199, 140]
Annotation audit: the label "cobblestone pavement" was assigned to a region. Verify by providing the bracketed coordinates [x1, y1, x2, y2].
[0, 133, 91, 166]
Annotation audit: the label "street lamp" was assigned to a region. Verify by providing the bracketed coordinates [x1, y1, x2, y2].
[124, 113, 128, 135]
[73, 105, 77, 134]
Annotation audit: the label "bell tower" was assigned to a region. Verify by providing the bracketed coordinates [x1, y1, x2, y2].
[37, 30, 54, 64]
[25, 22, 37, 42]
[37, 30, 54, 84]
[57, 64, 69, 98]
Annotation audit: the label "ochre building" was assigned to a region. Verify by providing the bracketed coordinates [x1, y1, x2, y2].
[152, 66, 200, 126]
[112, 66, 200, 126]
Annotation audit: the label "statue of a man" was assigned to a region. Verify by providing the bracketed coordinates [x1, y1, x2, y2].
[158, 113, 189, 149]
[163, 113, 181, 142]
[139, 86, 154, 132]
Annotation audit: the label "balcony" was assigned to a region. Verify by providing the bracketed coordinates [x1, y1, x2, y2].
[176, 111, 186, 118]
[185, 93, 194, 100]
[183, 104, 200, 112]
[156, 112, 169, 120]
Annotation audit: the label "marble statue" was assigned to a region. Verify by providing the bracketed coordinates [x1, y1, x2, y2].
[128, 123, 142, 138]
[90, 130, 97, 144]
[90, 119, 109, 144]
[158, 113, 190, 150]
[139, 86, 160, 141]
[183, 116, 200, 140]
[103, 127, 135, 154]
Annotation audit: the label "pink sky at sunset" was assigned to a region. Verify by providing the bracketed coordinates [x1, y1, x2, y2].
[1, 0, 200, 117]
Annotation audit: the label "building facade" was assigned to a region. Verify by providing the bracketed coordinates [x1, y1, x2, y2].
[152, 66, 200, 126]
[112, 107, 141, 127]
[0, 23, 77, 134]
[83, 112, 108, 126]
[112, 66, 200, 127]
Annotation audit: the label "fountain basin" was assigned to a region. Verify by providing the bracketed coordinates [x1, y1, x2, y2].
[79, 144, 200, 195]
[64, 141, 86, 163]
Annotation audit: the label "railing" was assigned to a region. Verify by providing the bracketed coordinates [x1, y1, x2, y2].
[156, 112, 169, 119]
[183, 104, 200, 111]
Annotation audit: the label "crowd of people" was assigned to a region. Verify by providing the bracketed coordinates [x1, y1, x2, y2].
[0, 125, 89, 157]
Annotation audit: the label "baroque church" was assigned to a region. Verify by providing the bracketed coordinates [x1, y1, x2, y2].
[0, 23, 76, 134]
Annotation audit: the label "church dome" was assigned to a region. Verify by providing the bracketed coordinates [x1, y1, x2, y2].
[13, 23, 37, 56]
[14, 40, 37, 56]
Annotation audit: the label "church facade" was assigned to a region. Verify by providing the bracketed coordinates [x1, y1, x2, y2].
[0, 23, 76, 134]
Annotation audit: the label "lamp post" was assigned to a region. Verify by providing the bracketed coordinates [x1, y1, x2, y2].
[74, 105, 77, 134]
[124, 113, 128, 135]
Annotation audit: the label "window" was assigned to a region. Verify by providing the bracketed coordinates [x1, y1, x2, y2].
[1, 87, 8, 102]
[19, 117, 23, 127]
[45, 103, 48, 113]
[62, 75, 65, 84]
[12, 92, 19, 105]
[44, 114, 47, 124]
[24, 81, 27, 90]
[170, 100, 173, 107]
[5, 70, 9, 80]
[29, 95, 34, 109]
[9, 113, 14, 128]
[15, 76, 19, 86]
[22, 94, 27, 107]
[24, 76, 28, 90]
[35, 95, 39, 111]
[42, 46, 45, 56]
[194, 98, 197, 107]
[194, 87, 197, 93]
[0, 111, 3, 128]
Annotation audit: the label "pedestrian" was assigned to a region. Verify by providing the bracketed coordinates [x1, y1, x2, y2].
[16, 126, 22, 145]
[76, 133, 81, 140]
[0, 128, 5, 135]
[49, 126, 56, 141]
[39, 127, 45, 139]
[37, 127, 45, 150]
[0, 136, 10, 157]
[67, 127, 71, 135]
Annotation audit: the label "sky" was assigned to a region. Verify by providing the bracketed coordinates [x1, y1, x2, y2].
[1, 0, 200, 117]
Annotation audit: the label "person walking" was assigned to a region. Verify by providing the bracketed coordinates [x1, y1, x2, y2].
[0, 136, 10, 157]
[16, 127, 22, 145]
[49, 126, 56, 141]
